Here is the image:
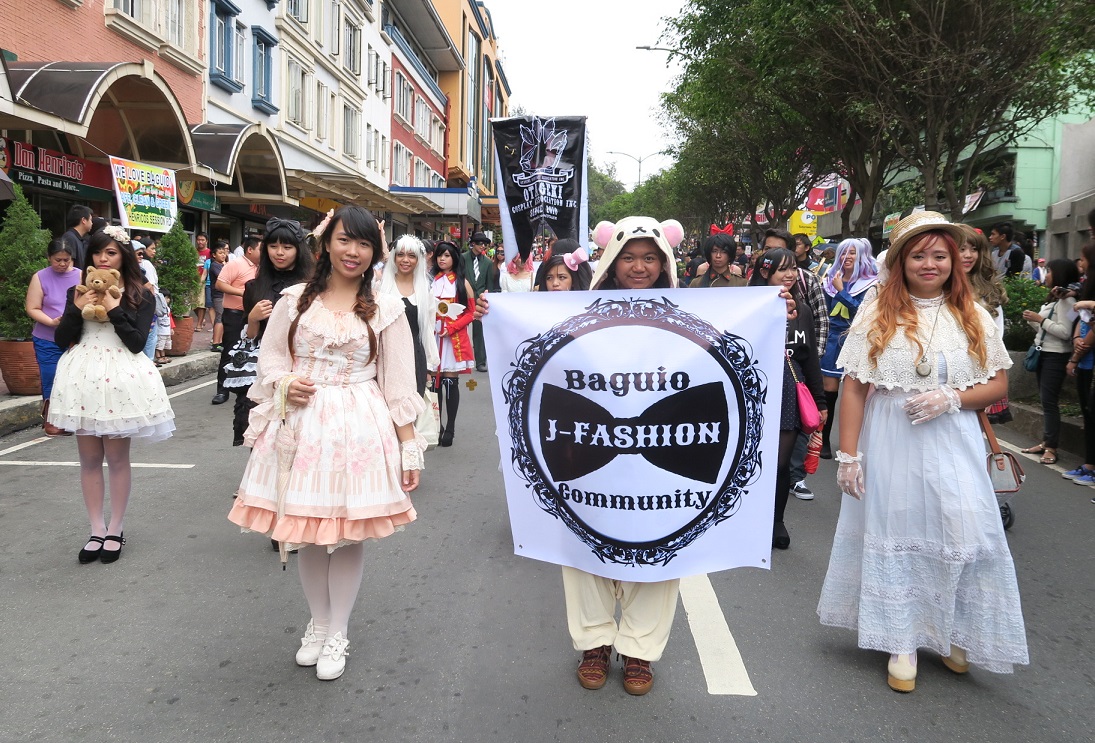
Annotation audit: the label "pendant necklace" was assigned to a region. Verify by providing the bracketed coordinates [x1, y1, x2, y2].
[915, 300, 943, 378]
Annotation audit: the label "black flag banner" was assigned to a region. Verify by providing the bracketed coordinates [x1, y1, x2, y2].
[491, 115, 588, 262]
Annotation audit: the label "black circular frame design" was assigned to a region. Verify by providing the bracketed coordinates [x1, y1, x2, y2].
[501, 296, 768, 566]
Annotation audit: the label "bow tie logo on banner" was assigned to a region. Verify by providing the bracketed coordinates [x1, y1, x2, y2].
[540, 382, 728, 484]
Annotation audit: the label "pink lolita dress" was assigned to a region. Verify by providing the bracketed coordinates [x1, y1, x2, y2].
[228, 284, 426, 550]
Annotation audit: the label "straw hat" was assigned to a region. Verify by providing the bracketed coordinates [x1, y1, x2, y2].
[885, 211, 967, 270]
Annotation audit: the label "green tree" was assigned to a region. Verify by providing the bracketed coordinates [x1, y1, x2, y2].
[0, 184, 51, 338]
[155, 220, 200, 317]
[587, 159, 627, 227]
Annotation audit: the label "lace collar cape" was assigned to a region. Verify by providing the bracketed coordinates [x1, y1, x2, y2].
[836, 294, 1012, 393]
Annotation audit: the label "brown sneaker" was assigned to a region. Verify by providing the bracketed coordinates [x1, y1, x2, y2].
[576, 645, 612, 690]
[621, 655, 654, 696]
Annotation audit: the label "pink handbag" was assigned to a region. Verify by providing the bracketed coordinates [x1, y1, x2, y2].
[787, 355, 821, 432]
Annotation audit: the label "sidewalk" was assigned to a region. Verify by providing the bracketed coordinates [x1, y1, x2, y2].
[0, 350, 220, 437]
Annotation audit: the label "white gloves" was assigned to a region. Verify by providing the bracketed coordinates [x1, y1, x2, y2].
[903, 385, 961, 425]
[835, 450, 865, 499]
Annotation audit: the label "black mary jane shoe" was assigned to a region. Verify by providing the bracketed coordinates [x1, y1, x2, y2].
[439, 429, 454, 447]
[99, 534, 125, 564]
[78, 536, 105, 564]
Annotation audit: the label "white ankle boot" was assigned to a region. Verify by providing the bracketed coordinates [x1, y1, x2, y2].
[295, 619, 326, 667]
[887, 652, 917, 692]
[942, 645, 969, 674]
[316, 632, 350, 681]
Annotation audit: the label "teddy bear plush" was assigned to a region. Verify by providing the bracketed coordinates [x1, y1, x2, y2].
[75, 267, 123, 322]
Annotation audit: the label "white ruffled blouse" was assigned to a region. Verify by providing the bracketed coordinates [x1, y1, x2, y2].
[245, 284, 426, 448]
[837, 294, 1013, 393]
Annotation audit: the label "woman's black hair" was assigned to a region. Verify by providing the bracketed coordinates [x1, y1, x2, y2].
[1079, 242, 1095, 302]
[702, 233, 736, 265]
[47, 237, 72, 258]
[535, 253, 592, 291]
[252, 220, 315, 302]
[433, 241, 469, 305]
[749, 248, 798, 289]
[90, 216, 108, 236]
[1044, 257, 1079, 291]
[86, 230, 146, 310]
[295, 205, 383, 361]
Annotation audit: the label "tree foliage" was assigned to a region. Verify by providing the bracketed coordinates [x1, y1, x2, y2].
[664, 0, 1095, 234]
[156, 220, 201, 317]
[0, 184, 50, 339]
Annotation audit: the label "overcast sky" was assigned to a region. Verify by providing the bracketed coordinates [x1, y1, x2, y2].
[483, 0, 686, 191]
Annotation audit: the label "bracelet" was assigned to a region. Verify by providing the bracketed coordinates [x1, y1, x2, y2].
[834, 450, 863, 464]
[400, 441, 424, 471]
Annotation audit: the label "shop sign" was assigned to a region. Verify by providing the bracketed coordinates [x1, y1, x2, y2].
[449, 226, 462, 238]
[178, 181, 220, 213]
[109, 156, 178, 232]
[0, 137, 113, 201]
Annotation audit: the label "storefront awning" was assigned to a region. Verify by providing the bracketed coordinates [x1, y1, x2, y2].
[1, 59, 195, 171]
[285, 170, 428, 215]
[190, 123, 295, 205]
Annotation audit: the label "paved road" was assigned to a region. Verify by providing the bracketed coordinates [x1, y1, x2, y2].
[0, 372, 1092, 743]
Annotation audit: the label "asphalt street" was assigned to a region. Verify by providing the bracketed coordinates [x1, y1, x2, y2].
[0, 371, 1092, 743]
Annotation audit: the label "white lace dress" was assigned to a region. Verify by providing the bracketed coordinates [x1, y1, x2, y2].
[228, 285, 426, 551]
[816, 295, 1029, 673]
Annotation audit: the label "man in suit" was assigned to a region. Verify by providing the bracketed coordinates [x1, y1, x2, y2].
[462, 231, 494, 372]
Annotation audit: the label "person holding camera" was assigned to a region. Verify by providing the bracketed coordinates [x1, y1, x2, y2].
[1021, 259, 1080, 465]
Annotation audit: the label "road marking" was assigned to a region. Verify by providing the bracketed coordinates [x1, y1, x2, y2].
[0, 437, 51, 457]
[168, 378, 218, 399]
[0, 461, 194, 468]
[679, 574, 757, 696]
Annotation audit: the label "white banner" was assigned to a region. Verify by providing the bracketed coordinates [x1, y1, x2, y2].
[483, 288, 787, 582]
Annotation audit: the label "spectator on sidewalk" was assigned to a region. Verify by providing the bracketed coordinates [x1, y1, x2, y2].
[1064, 242, 1095, 486]
[1021, 258, 1080, 465]
[61, 205, 93, 270]
[25, 238, 81, 436]
[989, 221, 1024, 277]
[213, 235, 260, 406]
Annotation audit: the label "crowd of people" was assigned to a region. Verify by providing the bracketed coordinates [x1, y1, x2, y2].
[23, 200, 1095, 695]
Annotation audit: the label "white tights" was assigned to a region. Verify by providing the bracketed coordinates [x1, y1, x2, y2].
[296, 543, 366, 638]
[77, 435, 132, 550]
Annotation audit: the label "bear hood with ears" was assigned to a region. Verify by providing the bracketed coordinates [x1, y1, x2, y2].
[589, 216, 685, 290]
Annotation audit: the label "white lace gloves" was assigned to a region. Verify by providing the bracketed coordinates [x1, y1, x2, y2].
[902, 385, 961, 425]
[835, 450, 865, 499]
[400, 441, 424, 471]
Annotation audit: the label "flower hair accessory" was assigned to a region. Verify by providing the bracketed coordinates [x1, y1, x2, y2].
[102, 225, 130, 244]
[309, 209, 335, 241]
[562, 247, 588, 271]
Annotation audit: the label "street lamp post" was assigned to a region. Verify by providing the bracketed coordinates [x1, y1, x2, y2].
[607, 150, 663, 188]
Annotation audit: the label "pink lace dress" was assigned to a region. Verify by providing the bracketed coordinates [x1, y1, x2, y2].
[228, 285, 426, 551]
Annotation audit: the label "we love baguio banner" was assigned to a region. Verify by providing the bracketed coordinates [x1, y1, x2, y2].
[491, 115, 588, 262]
[483, 288, 786, 581]
[108, 156, 178, 232]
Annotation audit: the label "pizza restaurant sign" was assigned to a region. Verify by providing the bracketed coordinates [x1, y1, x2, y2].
[0, 137, 113, 200]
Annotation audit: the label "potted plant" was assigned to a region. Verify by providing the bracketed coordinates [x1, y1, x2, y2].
[155, 220, 201, 356]
[0, 184, 50, 394]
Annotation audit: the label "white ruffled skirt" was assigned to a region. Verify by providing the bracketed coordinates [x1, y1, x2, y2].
[816, 387, 1028, 673]
[49, 321, 175, 441]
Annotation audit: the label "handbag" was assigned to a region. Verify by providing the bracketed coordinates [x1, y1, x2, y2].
[416, 389, 440, 448]
[977, 410, 1025, 493]
[1024, 303, 1056, 372]
[787, 354, 821, 433]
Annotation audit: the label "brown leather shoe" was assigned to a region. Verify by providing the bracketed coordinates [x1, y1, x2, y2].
[43, 420, 71, 437]
[621, 655, 654, 696]
[576, 645, 611, 690]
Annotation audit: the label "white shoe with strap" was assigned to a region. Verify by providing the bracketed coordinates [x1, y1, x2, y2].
[317, 632, 350, 681]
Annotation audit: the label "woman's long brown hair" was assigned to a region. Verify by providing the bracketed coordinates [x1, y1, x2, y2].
[869, 231, 987, 369]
